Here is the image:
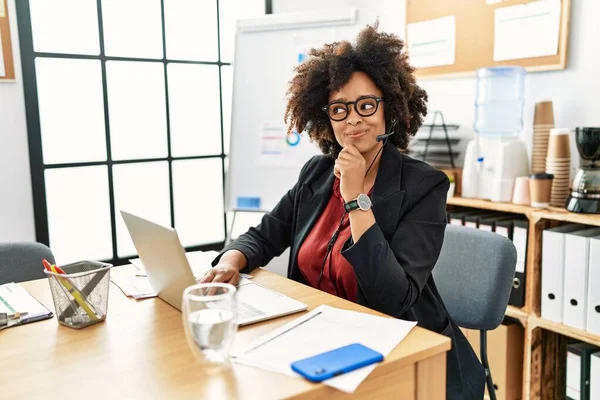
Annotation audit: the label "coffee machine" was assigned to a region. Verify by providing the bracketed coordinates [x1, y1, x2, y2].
[566, 127, 600, 213]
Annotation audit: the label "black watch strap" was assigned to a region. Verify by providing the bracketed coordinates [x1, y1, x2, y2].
[344, 200, 359, 213]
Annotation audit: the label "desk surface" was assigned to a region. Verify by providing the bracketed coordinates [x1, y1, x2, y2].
[1, 268, 450, 399]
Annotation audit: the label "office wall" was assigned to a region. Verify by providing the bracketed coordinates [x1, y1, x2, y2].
[0, 0, 36, 242]
[2, 0, 597, 243]
[274, 0, 598, 170]
[273, 0, 406, 38]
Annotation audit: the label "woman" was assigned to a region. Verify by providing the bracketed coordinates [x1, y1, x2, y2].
[201, 24, 484, 399]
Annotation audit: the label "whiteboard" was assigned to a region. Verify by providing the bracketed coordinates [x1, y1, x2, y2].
[226, 9, 360, 212]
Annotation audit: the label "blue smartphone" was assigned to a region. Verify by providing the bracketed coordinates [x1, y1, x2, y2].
[291, 343, 384, 382]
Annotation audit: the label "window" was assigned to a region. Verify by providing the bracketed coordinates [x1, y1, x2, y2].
[17, 0, 268, 264]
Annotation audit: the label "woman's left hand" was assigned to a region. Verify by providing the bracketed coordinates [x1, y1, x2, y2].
[334, 144, 366, 202]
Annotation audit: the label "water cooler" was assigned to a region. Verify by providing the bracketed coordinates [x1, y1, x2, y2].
[462, 67, 530, 202]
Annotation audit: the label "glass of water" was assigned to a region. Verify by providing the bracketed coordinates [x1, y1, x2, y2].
[182, 283, 238, 368]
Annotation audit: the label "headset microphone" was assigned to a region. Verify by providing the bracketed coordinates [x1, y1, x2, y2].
[376, 119, 398, 142]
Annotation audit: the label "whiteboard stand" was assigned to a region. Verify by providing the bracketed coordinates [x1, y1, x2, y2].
[225, 9, 359, 219]
[225, 209, 268, 245]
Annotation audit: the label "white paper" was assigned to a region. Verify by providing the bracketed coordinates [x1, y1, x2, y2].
[0, 0, 5, 18]
[407, 16, 456, 68]
[0, 282, 52, 320]
[0, 30, 5, 77]
[493, 0, 561, 61]
[233, 305, 417, 393]
[257, 122, 320, 168]
[292, 30, 334, 66]
[110, 264, 156, 299]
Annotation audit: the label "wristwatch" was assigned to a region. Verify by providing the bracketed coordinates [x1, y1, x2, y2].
[344, 193, 372, 213]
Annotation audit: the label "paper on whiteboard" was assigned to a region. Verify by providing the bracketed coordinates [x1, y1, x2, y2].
[233, 305, 417, 393]
[292, 29, 334, 66]
[407, 16, 456, 69]
[258, 121, 319, 168]
[0, 30, 5, 77]
[493, 0, 561, 61]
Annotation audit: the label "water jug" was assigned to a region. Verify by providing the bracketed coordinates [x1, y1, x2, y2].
[474, 66, 526, 137]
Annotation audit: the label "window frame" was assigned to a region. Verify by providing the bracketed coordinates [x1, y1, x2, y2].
[15, 0, 272, 265]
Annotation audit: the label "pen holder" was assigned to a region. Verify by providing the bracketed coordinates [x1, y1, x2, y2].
[45, 261, 113, 329]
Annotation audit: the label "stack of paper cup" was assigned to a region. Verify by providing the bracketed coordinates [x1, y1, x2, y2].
[532, 100, 554, 173]
[545, 128, 571, 207]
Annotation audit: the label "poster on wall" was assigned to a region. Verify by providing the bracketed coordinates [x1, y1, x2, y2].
[406, 16, 456, 68]
[493, 0, 561, 61]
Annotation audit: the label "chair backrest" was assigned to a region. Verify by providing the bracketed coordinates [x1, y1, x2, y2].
[0, 242, 55, 285]
[432, 224, 517, 331]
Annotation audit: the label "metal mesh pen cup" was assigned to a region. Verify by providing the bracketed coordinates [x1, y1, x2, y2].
[44, 261, 113, 329]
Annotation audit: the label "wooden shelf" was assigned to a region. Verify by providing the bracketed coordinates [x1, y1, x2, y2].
[533, 207, 600, 227]
[447, 197, 600, 226]
[445, 196, 600, 400]
[447, 197, 533, 216]
[506, 305, 529, 325]
[530, 316, 600, 347]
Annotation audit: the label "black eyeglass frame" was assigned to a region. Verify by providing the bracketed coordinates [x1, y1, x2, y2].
[321, 95, 384, 121]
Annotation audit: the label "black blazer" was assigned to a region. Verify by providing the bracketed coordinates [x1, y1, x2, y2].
[216, 142, 484, 399]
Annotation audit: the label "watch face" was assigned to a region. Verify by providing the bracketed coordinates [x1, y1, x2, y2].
[357, 194, 372, 210]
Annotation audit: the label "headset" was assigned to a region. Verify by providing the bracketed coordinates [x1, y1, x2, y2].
[376, 118, 398, 142]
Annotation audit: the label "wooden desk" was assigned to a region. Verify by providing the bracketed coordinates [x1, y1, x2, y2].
[1, 269, 450, 399]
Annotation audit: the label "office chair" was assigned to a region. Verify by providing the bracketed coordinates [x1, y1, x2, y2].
[432, 224, 517, 400]
[0, 242, 55, 285]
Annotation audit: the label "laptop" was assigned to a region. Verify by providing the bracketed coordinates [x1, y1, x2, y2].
[120, 211, 307, 326]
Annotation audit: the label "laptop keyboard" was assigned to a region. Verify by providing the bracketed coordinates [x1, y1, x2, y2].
[206, 299, 265, 321]
[237, 301, 265, 320]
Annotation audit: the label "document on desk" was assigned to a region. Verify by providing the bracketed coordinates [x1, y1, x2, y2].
[232, 305, 417, 393]
[0, 282, 53, 328]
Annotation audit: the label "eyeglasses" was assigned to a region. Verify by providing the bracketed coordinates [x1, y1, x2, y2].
[322, 95, 384, 122]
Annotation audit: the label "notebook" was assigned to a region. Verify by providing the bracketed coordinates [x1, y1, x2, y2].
[0, 282, 53, 329]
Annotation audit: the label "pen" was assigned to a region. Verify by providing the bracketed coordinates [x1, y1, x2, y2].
[57, 262, 110, 321]
[244, 311, 322, 354]
[43, 259, 98, 321]
[0, 312, 29, 329]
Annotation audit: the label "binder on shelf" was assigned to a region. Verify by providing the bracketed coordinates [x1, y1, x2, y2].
[447, 210, 483, 226]
[566, 342, 598, 400]
[591, 352, 600, 400]
[586, 235, 600, 335]
[464, 212, 502, 229]
[510, 218, 529, 307]
[479, 214, 519, 232]
[541, 224, 587, 324]
[495, 218, 515, 240]
[563, 227, 600, 331]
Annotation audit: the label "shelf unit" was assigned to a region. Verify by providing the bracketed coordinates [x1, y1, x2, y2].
[446, 196, 600, 400]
